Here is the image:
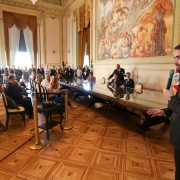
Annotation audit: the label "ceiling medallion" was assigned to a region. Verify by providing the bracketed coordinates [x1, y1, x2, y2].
[31, 0, 37, 5]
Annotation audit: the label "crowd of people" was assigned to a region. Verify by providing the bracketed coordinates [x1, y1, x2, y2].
[0, 63, 133, 128]
[0, 64, 93, 85]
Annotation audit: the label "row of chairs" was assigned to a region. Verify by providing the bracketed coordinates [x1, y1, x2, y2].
[2, 83, 64, 139]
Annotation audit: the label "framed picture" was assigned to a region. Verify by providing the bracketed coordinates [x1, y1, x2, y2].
[96, 0, 175, 63]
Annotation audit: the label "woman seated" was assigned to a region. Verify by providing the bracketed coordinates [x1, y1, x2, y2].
[48, 76, 77, 109]
[35, 74, 42, 84]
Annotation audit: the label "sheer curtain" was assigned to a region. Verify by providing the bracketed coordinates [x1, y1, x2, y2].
[23, 27, 34, 64]
[8, 25, 20, 66]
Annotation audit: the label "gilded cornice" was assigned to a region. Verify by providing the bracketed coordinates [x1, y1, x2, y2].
[0, 0, 74, 16]
[42, 0, 68, 6]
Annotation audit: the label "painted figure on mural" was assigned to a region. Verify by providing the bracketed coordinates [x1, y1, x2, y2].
[129, 25, 149, 57]
[119, 31, 132, 58]
[150, 3, 167, 55]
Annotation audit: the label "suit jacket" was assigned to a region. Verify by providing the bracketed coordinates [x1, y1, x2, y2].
[65, 68, 74, 79]
[10, 68, 17, 74]
[109, 78, 122, 88]
[82, 68, 90, 80]
[6, 83, 23, 102]
[0, 68, 4, 74]
[37, 68, 44, 75]
[123, 78, 134, 88]
[109, 68, 125, 83]
[29, 68, 36, 74]
[164, 86, 180, 149]
[50, 69, 57, 76]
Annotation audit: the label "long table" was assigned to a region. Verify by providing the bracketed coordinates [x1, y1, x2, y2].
[59, 78, 169, 133]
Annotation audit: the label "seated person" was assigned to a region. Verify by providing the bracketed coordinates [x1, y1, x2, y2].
[121, 72, 134, 88]
[41, 73, 50, 89]
[35, 74, 42, 84]
[6, 75, 33, 119]
[87, 72, 96, 83]
[0, 72, 4, 84]
[107, 72, 122, 88]
[48, 76, 77, 109]
[30, 71, 36, 81]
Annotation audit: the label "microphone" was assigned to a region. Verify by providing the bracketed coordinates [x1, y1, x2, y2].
[166, 69, 175, 90]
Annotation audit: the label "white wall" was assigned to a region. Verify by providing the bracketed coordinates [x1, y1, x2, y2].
[93, 63, 174, 91]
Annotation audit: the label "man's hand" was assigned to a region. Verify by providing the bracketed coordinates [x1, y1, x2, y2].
[23, 95, 26, 99]
[121, 84, 125, 89]
[147, 109, 165, 117]
[163, 87, 174, 100]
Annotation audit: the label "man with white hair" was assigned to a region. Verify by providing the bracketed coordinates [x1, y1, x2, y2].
[41, 73, 50, 89]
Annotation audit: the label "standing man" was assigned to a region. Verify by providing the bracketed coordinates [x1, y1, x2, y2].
[0, 64, 4, 74]
[147, 44, 180, 180]
[108, 64, 125, 83]
[16, 66, 23, 82]
[82, 65, 90, 80]
[29, 64, 36, 74]
[37, 64, 44, 78]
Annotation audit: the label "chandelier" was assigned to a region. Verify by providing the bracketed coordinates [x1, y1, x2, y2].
[31, 0, 37, 5]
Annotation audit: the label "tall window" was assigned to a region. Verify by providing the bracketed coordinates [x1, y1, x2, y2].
[83, 43, 89, 68]
[14, 30, 31, 69]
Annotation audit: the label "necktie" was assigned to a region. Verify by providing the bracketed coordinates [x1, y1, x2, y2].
[126, 79, 129, 85]
[173, 68, 180, 94]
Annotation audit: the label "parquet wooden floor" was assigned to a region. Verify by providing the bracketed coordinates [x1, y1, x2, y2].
[0, 96, 175, 180]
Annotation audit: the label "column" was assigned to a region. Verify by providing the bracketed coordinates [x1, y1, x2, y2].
[0, 10, 6, 67]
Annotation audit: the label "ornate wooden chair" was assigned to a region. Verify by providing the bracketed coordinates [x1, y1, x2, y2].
[2, 92, 26, 130]
[36, 86, 64, 139]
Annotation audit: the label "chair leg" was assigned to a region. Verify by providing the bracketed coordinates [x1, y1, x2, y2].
[45, 114, 49, 140]
[6, 114, 9, 130]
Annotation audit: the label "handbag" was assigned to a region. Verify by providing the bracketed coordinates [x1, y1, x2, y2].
[42, 101, 55, 108]
[6, 95, 20, 110]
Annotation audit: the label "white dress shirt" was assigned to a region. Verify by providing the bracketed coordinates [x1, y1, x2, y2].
[41, 79, 50, 89]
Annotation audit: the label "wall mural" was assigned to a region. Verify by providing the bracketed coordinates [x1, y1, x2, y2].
[97, 0, 174, 60]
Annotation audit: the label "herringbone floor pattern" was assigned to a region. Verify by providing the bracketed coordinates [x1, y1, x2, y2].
[0, 97, 175, 180]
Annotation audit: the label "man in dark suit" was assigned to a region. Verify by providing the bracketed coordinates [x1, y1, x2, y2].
[29, 64, 36, 74]
[121, 72, 134, 88]
[65, 66, 74, 79]
[108, 64, 125, 83]
[147, 44, 180, 180]
[0, 64, 4, 74]
[10, 65, 16, 74]
[15, 66, 23, 82]
[37, 64, 45, 78]
[6, 75, 33, 119]
[107, 72, 122, 88]
[82, 65, 90, 80]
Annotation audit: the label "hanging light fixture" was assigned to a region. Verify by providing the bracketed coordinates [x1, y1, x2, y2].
[31, 0, 37, 5]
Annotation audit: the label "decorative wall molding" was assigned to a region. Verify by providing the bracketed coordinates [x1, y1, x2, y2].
[71, 11, 76, 22]
[87, 0, 92, 11]
[69, 0, 87, 11]
[0, 0, 73, 16]
[42, 0, 68, 5]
